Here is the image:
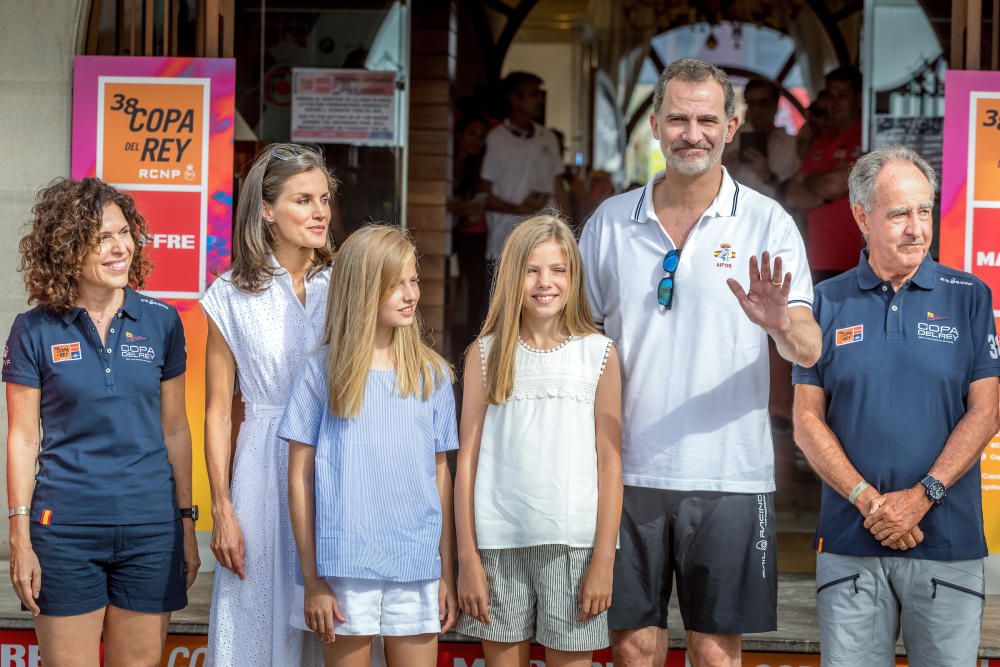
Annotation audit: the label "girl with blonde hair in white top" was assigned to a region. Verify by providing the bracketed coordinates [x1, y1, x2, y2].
[455, 214, 623, 667]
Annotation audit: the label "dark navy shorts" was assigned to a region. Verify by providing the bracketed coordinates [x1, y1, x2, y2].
[29, 519, 187, 617]
[608, 486, 778, 634]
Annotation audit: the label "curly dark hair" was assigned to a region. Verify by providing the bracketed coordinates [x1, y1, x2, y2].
[18, 178, 152, 313]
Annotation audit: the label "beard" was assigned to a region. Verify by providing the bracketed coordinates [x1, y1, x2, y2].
[665, 138, 725, 176]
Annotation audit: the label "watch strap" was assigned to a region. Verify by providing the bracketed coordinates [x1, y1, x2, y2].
[848, 481, 870, 506]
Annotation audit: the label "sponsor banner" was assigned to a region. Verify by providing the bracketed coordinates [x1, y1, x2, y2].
[0, 632, 994, 666]
[941, 71, 1000, 553]
[71, 56, 236, 534]
[291, 68, 397, 145]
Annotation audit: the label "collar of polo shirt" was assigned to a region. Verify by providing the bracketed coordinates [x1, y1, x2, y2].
[60, 287, 144, 324]
[855, 249, 937, 291]
[630, 167, 743, 226]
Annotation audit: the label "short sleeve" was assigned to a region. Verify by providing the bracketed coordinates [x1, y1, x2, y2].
[579, 216, 606, 327]
[547, 131, 563, 178]
[278, 354, 326, 447]
[792, 291, 824, 387]
[431, 376, 458, 453]
[2, 314, 40, 388]
[970, 282, 1000, 382]
[161, 307, 187, 381]
[771, 211, 814, 309]
[480, 130, 503, 185]
[199, 278, 236, 351]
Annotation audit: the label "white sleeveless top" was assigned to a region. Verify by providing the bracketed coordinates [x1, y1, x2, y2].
[474, 333, 614, 549]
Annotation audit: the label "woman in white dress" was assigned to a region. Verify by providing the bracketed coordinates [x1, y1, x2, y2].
[203, 144, 337, 666]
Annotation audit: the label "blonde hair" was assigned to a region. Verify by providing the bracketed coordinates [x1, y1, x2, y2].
[479, 214, 598, 404]
[323, 224, 452, 418]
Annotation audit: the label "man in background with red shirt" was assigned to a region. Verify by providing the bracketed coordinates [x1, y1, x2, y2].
[787, 66, 865, 283]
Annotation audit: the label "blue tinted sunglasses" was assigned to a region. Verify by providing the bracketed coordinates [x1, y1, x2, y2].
[657, 249, 680, 310]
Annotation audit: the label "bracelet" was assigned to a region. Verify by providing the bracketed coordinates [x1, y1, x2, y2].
[847, 481, 871, 506]
[7, 506, 29, 518]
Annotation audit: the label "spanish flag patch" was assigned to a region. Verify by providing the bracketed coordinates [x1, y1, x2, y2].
[40, 509, 53, 525]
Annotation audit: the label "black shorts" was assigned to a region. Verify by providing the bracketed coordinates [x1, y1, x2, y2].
[608, 486, 777, 634]
[30, 519, 187, 616]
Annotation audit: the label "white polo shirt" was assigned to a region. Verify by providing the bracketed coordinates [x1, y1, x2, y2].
[579, 168, 812, 493]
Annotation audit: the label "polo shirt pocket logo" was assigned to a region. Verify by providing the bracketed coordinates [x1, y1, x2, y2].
[835, 325, 863, 346]
[50, 342, 82, 363]
[121, 337, 156, 362]
[713, 242, 735, 268]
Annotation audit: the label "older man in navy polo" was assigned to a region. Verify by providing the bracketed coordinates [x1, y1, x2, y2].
[793, 145, 1000, 667]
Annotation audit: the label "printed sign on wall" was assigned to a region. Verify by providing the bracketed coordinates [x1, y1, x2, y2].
[941, 70, 1000, 554]
[72, 56, 236, 535]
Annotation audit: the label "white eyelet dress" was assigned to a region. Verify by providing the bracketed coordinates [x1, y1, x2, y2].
[201, 263, 328, 667]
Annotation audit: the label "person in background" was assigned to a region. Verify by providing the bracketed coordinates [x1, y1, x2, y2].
[796, 91, 835, 163]
[723, 79, 799, 199]
[5, 177, 198, 666]
[449, 113, 490, 344]
[481, 71, 568, 286]
[204, 143, 336, 667]
[793, 145, 999, 667]
[786, 66, 865, 283]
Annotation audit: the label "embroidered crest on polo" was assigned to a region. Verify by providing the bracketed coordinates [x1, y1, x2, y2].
[51, 342, 82, 363]
[926, 312, 950, 321]
[835, 325, 863, 346]
[713, 242, 736, 268]
[125, 331, 147, 342]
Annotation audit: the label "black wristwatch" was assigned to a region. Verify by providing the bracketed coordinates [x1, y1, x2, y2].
[920, 476, 946, 505]
[179, 505, 199, 522]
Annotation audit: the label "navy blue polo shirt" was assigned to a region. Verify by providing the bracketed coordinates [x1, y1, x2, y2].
[793, 252, 1000, 560]
[3, 288, 186, 525]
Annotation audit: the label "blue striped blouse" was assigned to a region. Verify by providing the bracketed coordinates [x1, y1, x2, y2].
[278, 349, 459, 583]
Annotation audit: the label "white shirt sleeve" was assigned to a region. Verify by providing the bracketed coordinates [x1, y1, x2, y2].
[579, 214, 606, 327]
[480, 130, 503, 185]
[770, 210, 814, 308]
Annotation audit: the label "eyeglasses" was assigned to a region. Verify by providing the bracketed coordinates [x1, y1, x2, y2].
[657, 249, 680, 310]
[269, 144, 322, 161]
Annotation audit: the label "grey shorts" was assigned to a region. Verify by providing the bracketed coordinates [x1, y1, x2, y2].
[455, 545, 610, 651]
[816, 552, 985, 667]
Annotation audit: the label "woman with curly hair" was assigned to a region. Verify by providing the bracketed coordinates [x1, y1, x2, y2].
[3, 177, 199, 666]
[203, 144, 337, 666]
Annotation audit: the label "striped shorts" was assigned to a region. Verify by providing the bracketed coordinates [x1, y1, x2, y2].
[455, 544, 610, 651]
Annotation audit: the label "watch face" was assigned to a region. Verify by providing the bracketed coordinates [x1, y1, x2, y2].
[928, 482, 945, 500]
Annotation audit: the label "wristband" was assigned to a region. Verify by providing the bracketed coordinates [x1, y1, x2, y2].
[848, 481, 871, 506]
[7, 506, 29, 518]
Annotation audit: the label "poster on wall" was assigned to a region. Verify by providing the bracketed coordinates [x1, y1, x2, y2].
[71, 55, 236, 535]
[941, 70, 1000, 554]
[291, 68, 397, 145]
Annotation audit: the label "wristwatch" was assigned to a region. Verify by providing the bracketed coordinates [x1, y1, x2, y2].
[920, 476, 946, 505]
[179, 506, 199, 522]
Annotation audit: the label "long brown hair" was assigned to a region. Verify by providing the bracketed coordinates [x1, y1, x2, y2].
[323, 224, 453, 418]
[230, 143, 339, 292]
[18, 177, 152, 313]
[479, 214, 597, 404]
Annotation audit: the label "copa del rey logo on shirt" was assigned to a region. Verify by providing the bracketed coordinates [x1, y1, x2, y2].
[713, 242, 735, 268]
[121, 331, 156, 362]
[918, 312, 958, 344]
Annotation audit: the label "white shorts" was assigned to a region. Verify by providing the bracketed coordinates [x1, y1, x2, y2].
[290, 578, 441, 637]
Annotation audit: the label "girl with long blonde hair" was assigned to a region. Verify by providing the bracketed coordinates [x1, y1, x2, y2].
[455, 214, 623, 667]
[204, 143, 337, 667]
[281, 224, 459, 667]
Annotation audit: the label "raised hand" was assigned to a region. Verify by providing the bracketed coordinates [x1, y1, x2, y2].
[727, 251, 792, 334]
